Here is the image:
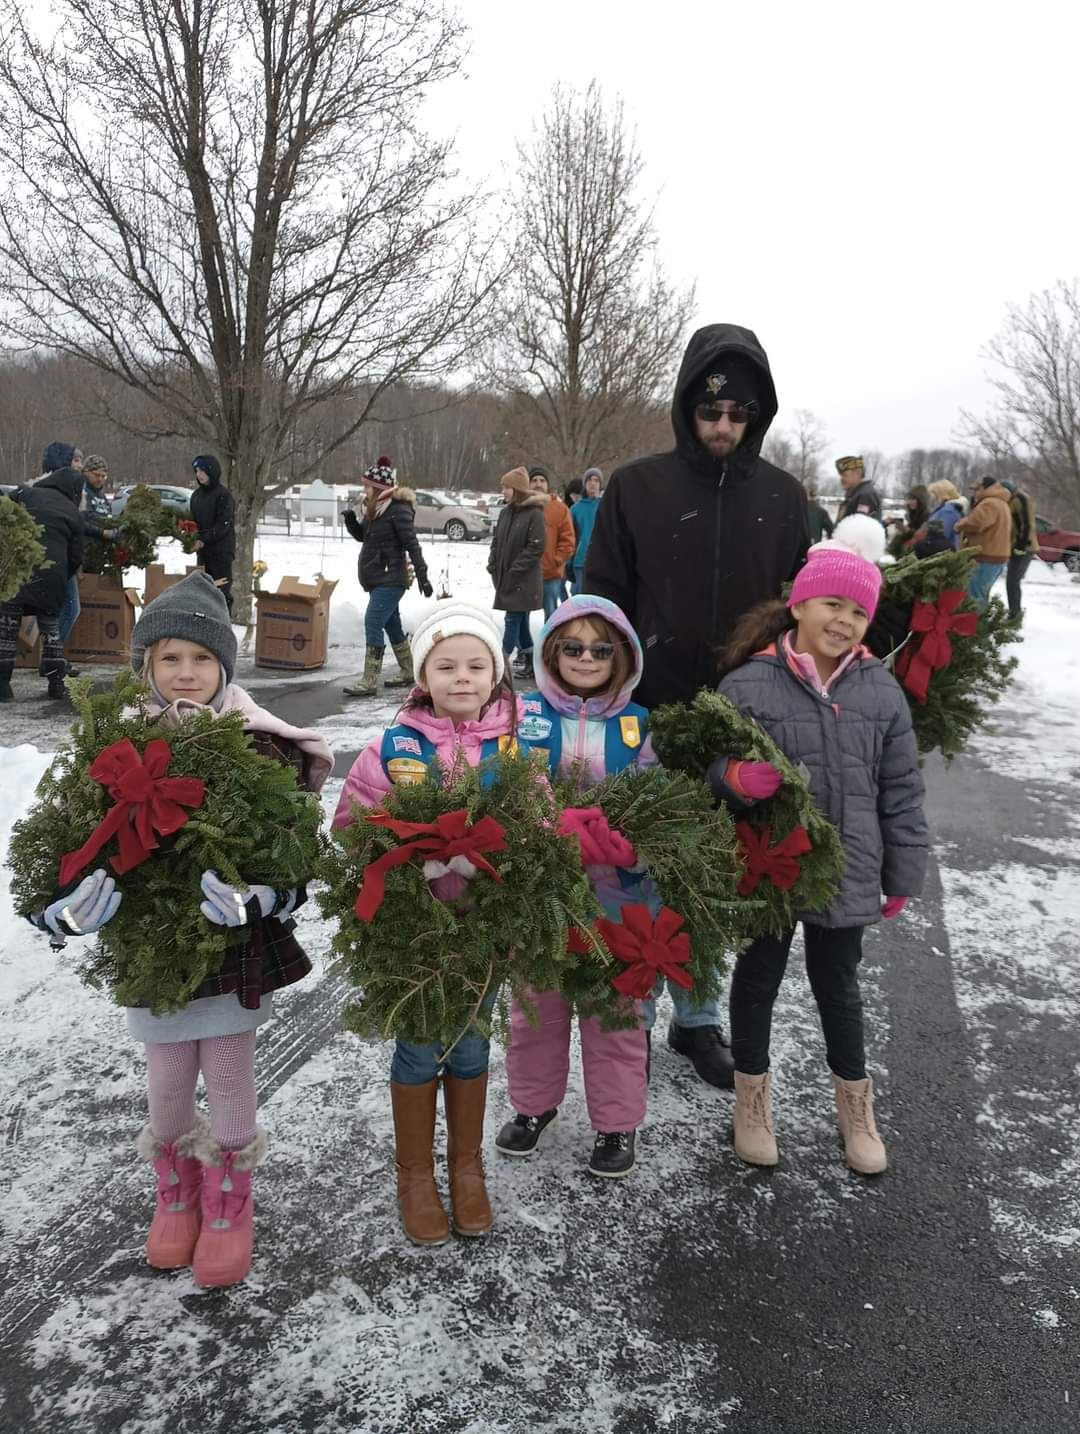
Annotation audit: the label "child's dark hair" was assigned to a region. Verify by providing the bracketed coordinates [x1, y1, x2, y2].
[400, 666, 518, 735]
[715, 599, 794, 680]
[542, 613, 634, 708]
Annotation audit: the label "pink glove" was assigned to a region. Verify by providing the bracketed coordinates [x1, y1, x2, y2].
[725, 760, 782, 801]
[881, 896, 909, 919]
[558, 807, 637, 868]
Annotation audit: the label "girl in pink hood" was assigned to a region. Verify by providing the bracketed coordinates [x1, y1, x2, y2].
[495, 594, 654, 1179]
[333, 600, 519, 1247]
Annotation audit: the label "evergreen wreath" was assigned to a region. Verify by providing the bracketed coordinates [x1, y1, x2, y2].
[0, 495, 47, 602]
[83, 485, 171, 577]
[874, 549, 1021, 761]
[559, 767, 754, 1014]
[649, 690, 846, 936]
[318, 748, 602, 1048]
[7, 670, 324, 1013]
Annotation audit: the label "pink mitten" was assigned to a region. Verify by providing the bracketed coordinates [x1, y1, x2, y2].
[881, 896, 909, 919]
[558, 806, 637, 868]
[726, 759, 783, 801]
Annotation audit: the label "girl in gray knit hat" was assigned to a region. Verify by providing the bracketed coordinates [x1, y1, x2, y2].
[28, 569, 333, 1289]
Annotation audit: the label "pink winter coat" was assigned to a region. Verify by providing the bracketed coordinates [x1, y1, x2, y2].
[332, 694, 520, 828]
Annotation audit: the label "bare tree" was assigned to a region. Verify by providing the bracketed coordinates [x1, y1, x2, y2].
[490, 82, 694, 478]
[959, 280, 1080, 523]
[0, 0, 504, 615]
[763, 409, 828, 490]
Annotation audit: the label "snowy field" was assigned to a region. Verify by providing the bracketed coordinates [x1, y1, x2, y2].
[1, 538, 1078, 1431]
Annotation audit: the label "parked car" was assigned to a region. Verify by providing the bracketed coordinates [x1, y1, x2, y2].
[1035, 515, 1080, 573]
[411, 489, 490, 542]
[111, 484, 195, 517]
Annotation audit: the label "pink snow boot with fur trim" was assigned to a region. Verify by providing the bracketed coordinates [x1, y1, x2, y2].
[138, 1119, 207, 1269]
[192, 1128, 267, 1288]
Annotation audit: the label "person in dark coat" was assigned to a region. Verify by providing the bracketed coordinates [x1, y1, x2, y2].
[806, 489, 834, 544]
[189, 454, 236, 611]
[887, 483, 931, 558]
[0, 466, 85, 701]
[583, 322, 811, 1089]
[835, 456, 883, 522]
[342, 456, 432, 698]
[487, 466, 546, 680]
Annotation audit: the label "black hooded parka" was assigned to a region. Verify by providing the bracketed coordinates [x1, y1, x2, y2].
[8, 467, 85, 615]
[583, 324, 810, 708]
[188, 455, 236, 564]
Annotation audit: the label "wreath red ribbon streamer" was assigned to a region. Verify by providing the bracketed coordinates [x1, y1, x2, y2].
[735, 822, 812, 896]
[355, 808, 507, 921]
[894, 588, 978, 705]
[594, 905, 693, 1000]
[59, 739, 206, 885]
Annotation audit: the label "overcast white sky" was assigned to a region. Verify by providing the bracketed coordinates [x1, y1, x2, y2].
[428, 0, 1080, 458]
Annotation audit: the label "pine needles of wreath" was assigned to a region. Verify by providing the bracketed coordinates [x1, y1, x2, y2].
[649, 690, 845, 935]
[7, 671, 324, 1013]
[881, 549, 1021, 761]
[319, 749, 601, 1048]
[0, 495, 47, 602]
[83, 485, 173, 577]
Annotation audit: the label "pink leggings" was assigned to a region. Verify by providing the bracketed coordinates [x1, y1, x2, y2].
[145, 1033, 257, 1150]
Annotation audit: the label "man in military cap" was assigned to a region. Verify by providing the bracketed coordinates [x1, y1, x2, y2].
[835, 455, 883, 522]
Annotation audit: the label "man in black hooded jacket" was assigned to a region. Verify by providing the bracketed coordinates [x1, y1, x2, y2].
[189, 454, 236, 610]
[584, 323, 810, 1088]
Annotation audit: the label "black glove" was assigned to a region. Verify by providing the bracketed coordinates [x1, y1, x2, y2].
[419, 579, 434, 598]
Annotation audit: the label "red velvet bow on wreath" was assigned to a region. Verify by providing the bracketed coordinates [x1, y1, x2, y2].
[894, 588, 979, 705]
[355, 808, 507, 921]
[735, 822, 812, 896]
[592, 905, 693, 1000]
[59, 738, 206, 885]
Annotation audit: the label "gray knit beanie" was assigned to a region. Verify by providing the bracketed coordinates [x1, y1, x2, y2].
[131, 569, 237, 683]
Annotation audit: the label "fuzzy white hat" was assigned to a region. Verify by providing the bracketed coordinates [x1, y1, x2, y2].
[409, 600, 506, 685]
[829, 513, 890, 564]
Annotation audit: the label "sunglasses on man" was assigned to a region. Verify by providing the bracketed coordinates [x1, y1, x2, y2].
[556, 638, 618, 661]
[694, 400, 759, 425]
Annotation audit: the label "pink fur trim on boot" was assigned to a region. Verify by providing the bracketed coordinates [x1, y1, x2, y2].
[137, 1118, 208, 1270]
[192, 1128, 267, 1288]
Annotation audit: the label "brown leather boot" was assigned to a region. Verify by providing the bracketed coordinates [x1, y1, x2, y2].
[443, 1073, 493, 1236]
[832, 1073, 887, 1175]
[390, 1080, 450, 1245]
[732, 1071, 779, 1166]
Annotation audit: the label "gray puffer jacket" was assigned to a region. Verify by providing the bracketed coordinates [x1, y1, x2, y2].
[717, 649, 928, 928]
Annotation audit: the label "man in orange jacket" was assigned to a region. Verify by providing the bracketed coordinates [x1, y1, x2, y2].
[529, 467, 576, 619]
[956, 476, 1012, 611]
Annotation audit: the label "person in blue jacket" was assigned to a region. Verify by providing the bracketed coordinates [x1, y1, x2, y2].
[571, 468, 604, 593]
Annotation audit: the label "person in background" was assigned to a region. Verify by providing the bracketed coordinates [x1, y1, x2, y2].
[1002, 479, 1038, 620]
[488, 466, 545, 681]
[570, 468, 604, 594]
[189, 455, 236, 612]
[562, 475, 584, 597]
[924, 480, 964, 550]
[955, 476, 1012, 611]
[836, 456, 883, 522]
[886, 484, 930, 558]
[529, 467, 576, 620]
[35, 443, 86, 649]
[806, 489, 834, 544]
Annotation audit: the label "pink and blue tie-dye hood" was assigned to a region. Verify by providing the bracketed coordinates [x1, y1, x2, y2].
[533, 595, 645, 718]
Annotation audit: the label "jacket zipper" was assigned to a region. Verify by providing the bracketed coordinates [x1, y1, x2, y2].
[710, 462, 727, 647]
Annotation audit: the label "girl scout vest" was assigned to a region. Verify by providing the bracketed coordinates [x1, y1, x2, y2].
[380, 723, 515, 787]
[515, 693, 647, 774]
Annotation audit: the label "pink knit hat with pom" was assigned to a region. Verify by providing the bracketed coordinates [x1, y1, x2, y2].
[788, 514, 884, 619]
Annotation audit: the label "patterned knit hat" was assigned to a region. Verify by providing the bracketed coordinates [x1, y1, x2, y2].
[788, 515, 884, 620]
[361, 455, 397, 491]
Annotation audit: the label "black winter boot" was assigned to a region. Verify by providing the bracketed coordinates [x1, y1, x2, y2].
[588, 1131, 636, 1179]
[46, 670, 68, 701]
[495, 1108, 558, 1157]
[513, 650, 534, 681]
[0, 666, 13, 702]
[667, 1022, 735, 1089]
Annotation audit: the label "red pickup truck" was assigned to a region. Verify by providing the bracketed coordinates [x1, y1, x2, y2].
[1035, 516, 1080, 573]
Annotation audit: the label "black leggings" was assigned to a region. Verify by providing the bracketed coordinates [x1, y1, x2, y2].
[729, 923, 867, 1081]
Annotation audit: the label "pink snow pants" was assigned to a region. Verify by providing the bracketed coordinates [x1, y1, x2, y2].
[506, 989, 648, 1132]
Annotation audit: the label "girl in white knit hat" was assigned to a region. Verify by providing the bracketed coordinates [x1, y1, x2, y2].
[333, 600, 519, 1246]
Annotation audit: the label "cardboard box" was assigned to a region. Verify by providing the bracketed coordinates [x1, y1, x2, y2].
[254, 576, 338, 670]
[15, 616, 41, 670]
[66, 573, 141, 665]
[144, 564, 197, 606]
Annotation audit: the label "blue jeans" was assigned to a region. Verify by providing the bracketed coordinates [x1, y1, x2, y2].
[58, 575, 81, 644]
[967, 561, 1004, 612]
[502, 609, 532, 656]
[390, 991, 495, 1084]
[640, 983, 723, 1033]
[542, 578, 565, 621]
[364, 585, 406, 648]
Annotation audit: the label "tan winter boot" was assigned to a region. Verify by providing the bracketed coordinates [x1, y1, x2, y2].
[443, 1073, 493, 1236]
[342, 646, 384, 698]
[390, 1080, 451, 1246]
[383, 639, 415, 689]
[732, 1072, 779, 1166]
[832, 1073, 887, 1175]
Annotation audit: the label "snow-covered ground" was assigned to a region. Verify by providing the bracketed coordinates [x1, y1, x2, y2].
[1, 545, 1078, 1429]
